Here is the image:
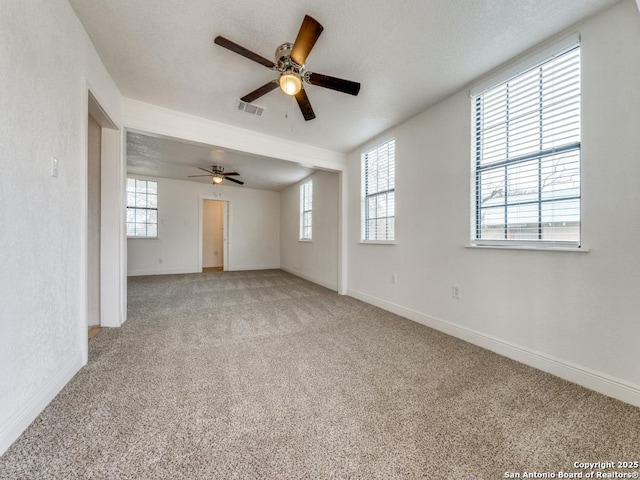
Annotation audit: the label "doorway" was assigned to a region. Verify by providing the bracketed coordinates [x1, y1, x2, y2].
[87, 92, 117, 337]
[201, 200, 228, 272]
[87, 113, 101, 328]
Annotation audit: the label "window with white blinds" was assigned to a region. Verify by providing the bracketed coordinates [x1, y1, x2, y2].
[300, 179, 313, 240]
[126, 178, 158, 238]
[362, 139, 395, 242]
[472, 42, 581, 247]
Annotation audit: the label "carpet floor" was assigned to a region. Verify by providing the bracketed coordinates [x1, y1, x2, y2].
[1, 269, 639, 479]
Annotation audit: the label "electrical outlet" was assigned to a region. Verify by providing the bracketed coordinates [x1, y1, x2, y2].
[159, 258, 163, 264]
[452, 285, 461, 299]
[392, 273, 397, 284]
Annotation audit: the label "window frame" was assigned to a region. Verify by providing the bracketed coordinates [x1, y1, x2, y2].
[470, 35, 582, 250]
[361, 138, 396, 244]
[299, 179, 313, 241]
[126, 178, 158, 239]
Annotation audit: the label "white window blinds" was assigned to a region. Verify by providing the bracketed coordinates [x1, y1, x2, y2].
[473, 42, 581, 246]
[300, 180, 313, 240]
[362, 139, 395, 241]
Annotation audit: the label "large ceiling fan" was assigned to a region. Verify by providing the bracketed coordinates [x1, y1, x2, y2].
[188, 166, 244, 185]
[213, 15, 361, 121]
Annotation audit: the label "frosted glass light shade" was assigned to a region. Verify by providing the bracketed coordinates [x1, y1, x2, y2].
[279, 74, 302, 96]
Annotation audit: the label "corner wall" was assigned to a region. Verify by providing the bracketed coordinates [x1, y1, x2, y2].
[346, 0, 640, 406]
[0, 0, 122, 454]
[280, 171, 340, 290]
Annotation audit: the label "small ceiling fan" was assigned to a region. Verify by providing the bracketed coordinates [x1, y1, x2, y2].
[213, 14, 361, 121]
[188, 166, 244, 185]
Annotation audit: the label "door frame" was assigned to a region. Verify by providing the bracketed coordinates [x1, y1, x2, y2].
[80, 85, 124, 364]
[198, 196, 229, 271]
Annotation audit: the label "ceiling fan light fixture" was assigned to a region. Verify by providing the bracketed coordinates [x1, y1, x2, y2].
[279, 73, 302, 96]
[215, 15, 360, 121]
[212, 175, 224, 184]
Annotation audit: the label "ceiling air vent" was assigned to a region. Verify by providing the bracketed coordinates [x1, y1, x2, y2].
[237, 100, 264, 117]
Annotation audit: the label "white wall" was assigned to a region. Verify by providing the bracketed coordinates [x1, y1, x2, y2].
[280, 171, 340, 290]
[128, 177, 280, 275]
[0, 0, 122, 454]
[347, 0, 640, 406]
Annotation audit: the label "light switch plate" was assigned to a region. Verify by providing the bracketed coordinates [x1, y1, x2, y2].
[51, 156, 59, 178]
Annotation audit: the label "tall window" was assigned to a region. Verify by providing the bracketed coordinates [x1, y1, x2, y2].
[300, 179, 313, 240]
[126, 178, 158, 238]
[362, 139, 395, 242]
[472, 41, 581, 246]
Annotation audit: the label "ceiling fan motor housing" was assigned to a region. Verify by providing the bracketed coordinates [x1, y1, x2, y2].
[275, 43, 303, 73]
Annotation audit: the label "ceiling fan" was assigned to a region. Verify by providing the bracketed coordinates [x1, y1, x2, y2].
[188, 166, 244, 185]
[213, 15, 361, 121]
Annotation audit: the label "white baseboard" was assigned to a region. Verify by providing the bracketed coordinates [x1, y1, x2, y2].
[0, 355, 83, 455]
[127, 267, 197, 276]
[281, 266, 338, 291]
[228, 265, 281, 272]
[347, 288, 640, 408]
[128, 266, 283, 276]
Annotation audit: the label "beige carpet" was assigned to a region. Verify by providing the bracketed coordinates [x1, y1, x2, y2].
[1, 269, 639, 479]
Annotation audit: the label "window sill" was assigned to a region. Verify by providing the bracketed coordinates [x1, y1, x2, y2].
[299, 239, 312, 243]
[127, 236, 159, 240]
[359, 240, 397, 245]
[465, 244, 589, 253]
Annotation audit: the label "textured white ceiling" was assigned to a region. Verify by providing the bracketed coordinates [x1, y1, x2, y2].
[127, 131, 315, 191]
[69, 0, 619, 154]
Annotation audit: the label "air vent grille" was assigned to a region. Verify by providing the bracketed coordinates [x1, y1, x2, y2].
[237, 101, 264, 116]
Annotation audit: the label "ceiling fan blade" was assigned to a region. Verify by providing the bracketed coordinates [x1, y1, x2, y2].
[198, 167, 215, 174]
[223, 172, 240, 176]
[295, 88, 316, 121]
[188, 175, 214, 177]
[290, 15, 324, 67]
[225, 176, 244, 185]
[241, 81, 279, 103]
[306, 72, 360, 96]
[214, 36, 275, 69]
